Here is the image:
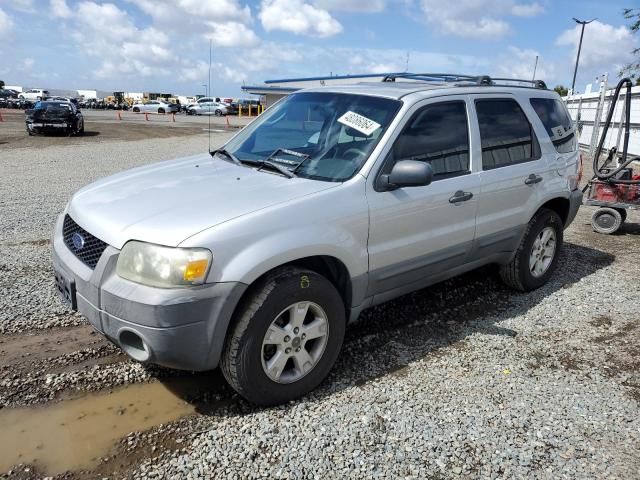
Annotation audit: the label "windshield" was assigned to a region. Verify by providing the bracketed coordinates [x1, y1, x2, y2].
[225, 92, 401, 182]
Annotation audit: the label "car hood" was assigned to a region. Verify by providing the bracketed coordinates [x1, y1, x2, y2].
[68, 153, 338, 249]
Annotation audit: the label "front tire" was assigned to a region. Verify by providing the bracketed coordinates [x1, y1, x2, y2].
[221, 267, 346, 406]
[158, 108, 165, 114]
[215, 109, 222, 116]
[500, 208, 563, 291]
[133, 107, 140, 113]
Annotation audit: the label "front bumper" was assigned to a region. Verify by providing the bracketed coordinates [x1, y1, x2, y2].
[52, 214, 246, 371]
[565, 189, 583, 228]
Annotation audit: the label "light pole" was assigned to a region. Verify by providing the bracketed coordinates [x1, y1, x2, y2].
[571, 18, 596, 94]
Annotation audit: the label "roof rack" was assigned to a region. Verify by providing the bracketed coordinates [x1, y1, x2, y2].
[381, 73, 547, 90]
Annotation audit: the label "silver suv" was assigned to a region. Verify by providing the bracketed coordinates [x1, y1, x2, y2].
[52, 74, 583, 405]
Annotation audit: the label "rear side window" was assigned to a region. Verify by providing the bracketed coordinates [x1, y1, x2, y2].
[389, 101, 469, 178]
[476, 98, 540, 169]
[530, 98, 576, 154]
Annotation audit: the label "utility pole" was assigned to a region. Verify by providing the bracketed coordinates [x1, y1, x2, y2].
[532, 55, 538, 81]
[571, 18, 596, 94]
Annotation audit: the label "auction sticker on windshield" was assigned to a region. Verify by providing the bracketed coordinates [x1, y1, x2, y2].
[338, 111, 381, 136]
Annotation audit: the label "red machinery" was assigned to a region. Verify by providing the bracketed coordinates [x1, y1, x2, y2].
[585, 78, 640, 234]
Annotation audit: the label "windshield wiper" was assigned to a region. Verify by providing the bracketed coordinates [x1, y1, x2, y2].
[210, 148, 242, 166]
[257, 160, 296, 178]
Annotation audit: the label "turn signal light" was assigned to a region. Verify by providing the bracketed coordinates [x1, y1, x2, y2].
[184, 259, 209, 282]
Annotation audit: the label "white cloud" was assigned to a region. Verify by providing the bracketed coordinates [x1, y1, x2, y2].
[259, 0, 343, 37]
[50, 0, 73, 19]
[511, 2, 543, 17]
[555, 20, 634, 71]
[126, 0, 258, 48]
[313, 0, 385, 12]
[23, 57, 35, 70]
[497, 46, 554, 83]
[10, 0, 36, 13]
[0, 8, 13, 38]
[128, 0, 252, 25]
[218, 64, 249, 83]
[420, 0, 543, 39]
[68, 2, 175, 79]
[179, 61, 209, 82]
[234, 42, 303, 74]
[205, 21, 260, 47]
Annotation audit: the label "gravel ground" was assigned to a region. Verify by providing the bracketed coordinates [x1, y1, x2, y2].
[0, 125, 639, 479]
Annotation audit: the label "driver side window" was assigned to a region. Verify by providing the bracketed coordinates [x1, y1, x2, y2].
[387, 101, 470, 179]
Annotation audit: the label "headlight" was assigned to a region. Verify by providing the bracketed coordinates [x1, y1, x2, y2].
[116, 241, 212, 288]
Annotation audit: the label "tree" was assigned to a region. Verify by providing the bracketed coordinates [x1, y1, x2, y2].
[554, 85, 569, 97]
[0, 80, 4, 89]
[620, 8, 639, 80]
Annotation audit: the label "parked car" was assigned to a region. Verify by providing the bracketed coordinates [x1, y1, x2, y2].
[131, 100, 179, 114]
[221, 101, 238, 115]
[187, 101, 228, 116]
[52, 74, 582, 406]
[26, 101, 84, 135]
[19, 88, 50, 101]
[0, 88, 18, 108]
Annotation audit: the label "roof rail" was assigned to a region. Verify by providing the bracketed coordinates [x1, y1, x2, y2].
[381, 73, 547, 90]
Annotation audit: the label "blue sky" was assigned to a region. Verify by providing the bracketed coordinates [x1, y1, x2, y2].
[0, 0, 637, 97]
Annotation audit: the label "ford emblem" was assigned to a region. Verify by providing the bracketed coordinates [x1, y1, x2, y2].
[72, 232, 85, 250]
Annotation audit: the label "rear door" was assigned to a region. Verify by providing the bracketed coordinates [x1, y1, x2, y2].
[366, 97, 480, 302]
[469, 94, 550, 257]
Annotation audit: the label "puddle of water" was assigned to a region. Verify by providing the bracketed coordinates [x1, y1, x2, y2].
[0, 380, 199, 475]
[0, 325, 104, 368]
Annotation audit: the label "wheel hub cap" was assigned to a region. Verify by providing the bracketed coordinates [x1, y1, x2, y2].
[529, 226, 557, 278]
[261, 301, 329, 384]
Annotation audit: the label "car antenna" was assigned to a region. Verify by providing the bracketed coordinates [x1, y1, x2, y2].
[208, 38, 212, 154]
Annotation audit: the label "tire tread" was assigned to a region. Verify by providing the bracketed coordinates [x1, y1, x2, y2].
[499, 208, 562, 291]
[220, 266, 305, 400]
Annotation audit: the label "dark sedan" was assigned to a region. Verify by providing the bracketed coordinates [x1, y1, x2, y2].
[25, 101, 85, 136]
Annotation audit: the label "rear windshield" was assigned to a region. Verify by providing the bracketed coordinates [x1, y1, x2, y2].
[34, 102, 73, 113]
[530, 98, 576, 154]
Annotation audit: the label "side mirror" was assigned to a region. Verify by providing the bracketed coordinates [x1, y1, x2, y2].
[379, 160, 433, 190]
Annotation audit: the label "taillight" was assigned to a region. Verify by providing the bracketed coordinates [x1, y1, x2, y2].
[577, 152, 584, 183]
[568, 152, 583, 191]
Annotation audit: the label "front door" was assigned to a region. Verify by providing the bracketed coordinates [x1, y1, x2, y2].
[366, 98, 480, 303]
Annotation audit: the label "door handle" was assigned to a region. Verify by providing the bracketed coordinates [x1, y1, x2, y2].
[449, 190, 473, 204]
[524, 174, 543, 185]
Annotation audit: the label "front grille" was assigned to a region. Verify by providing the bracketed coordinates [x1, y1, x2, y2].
[63, 215, 108, 269]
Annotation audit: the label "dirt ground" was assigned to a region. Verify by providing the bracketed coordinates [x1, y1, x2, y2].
[0, 109, 245, 150]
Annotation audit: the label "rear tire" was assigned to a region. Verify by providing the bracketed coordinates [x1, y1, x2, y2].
[615, 208, 627, 225]
[221, 267, 345, 406]
[215, 109, 222, 116]
[158, 108, 165, 114]
[591, 207, 622, 234]
[133, 107, 140, 113]
[500, 208, 563, 291]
